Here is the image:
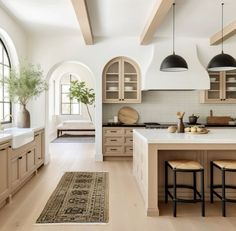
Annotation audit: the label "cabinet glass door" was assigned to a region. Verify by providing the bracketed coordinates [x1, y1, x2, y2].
[104, 60, 121, 101]
[225, 71, 236, 100]
[207, 73, 221, 100]
[123, 60, 138, 101]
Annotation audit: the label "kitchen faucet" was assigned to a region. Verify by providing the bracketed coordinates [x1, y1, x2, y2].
[0, 114, 13, 131]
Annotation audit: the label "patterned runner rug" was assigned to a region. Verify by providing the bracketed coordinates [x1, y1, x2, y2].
[36, 172, 109, 223]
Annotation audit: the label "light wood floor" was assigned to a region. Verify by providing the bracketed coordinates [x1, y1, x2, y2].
[0, 142, 236, 231]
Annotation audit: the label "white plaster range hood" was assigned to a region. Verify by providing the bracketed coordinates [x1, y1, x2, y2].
[142, 40, 210, 90]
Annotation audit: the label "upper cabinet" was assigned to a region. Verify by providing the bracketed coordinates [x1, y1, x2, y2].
[201, 71, 236, 103]
[103, 57, 141, 103]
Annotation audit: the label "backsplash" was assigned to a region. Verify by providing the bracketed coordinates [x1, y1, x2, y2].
[103, 91, 236, 124]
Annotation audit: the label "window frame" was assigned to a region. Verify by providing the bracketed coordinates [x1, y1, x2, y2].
[0, 38, 12, 124]
[60, 75, 81, 115]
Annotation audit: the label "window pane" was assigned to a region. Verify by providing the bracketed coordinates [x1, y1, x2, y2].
[3, 103, 10, 120]
[61, 93, 70, 103]
[4, 66, 9, 78]
[3, 50, 9, 66]
[61, 104, 70, 114]
[0, 103, 3, 120]
[71, 98, 78, 104]
[61, 85, 70, 93]
[71, 104, 79, 114]
[4, 84, 9, 101]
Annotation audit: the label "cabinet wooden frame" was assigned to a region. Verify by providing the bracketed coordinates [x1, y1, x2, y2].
[201, 71, 236, 103]
[0, 141, 10, 205]
[0, 129, 45, 208]
[103, 127, 137, 159]
[103, 56, 141, 103]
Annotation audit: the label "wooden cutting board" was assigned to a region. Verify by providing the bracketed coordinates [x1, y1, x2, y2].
[118, 106, 139, 124]
[207, 116, 231, 125]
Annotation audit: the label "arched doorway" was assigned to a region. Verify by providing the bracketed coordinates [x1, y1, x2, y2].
[44, 61, 96, 164]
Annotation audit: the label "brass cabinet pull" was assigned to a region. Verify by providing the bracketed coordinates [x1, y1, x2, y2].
[110, 148, 117, 151]
[0, 148, 6, 151]
[110, 139, 117, 141]
[110, 131, 117, 133]
[27, 150, 31, 154]
[18, 156, 22, 160]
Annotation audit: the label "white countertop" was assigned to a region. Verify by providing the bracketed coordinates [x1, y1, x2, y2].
[133, 129, 236, 144]
[0, 126, 44, 144]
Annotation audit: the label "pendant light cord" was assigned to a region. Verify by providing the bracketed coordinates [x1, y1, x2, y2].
[221, 2, 224, 54]
[173, 3, 175, 55]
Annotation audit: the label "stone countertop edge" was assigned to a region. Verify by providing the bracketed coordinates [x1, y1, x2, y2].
[133, 129, 236, 144]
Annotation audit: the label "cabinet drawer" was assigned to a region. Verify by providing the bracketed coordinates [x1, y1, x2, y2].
[104, 137, 123, 145]
[124, 129, 133, 135]
[104, 146, 123, 154]
[125, 146, 133, 153]
[104, 128, 124, 136]
[125, 137, 133, 144]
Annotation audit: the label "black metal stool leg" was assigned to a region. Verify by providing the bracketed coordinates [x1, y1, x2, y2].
[222, 168, 226, 217]
[201, 170, 205, 217]
[165, 161, 168, 203]
[173, 169, 177, 217]
[193, 171, 197, 201]
[210, 161, 214, 203]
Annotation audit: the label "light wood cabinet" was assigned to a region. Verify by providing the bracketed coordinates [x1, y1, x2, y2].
[201, 71, 236, 103]
[0, 129, 45, 208]
[0, 142, 10, 205]
[103, 127, 137, 159]
[103, 57, 141, 103]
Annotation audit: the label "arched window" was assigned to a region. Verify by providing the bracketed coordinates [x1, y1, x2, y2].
[60, 74, 81, 115]
[0, 39, 11, 123]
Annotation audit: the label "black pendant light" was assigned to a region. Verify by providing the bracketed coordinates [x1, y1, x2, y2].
[208, 2, 236, 71]
[160, 3, 188, 72]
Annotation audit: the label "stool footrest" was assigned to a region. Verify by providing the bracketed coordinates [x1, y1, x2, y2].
[212, 190, 236, 203]
[212, 184, 236, 189]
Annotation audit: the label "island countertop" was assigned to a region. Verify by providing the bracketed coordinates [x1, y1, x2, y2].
[133, 128, 236, 144]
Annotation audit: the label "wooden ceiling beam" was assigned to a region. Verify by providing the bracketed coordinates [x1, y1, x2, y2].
[210, 20, 236, 45]
[71, 0, 93, 45]
[140, 0, 174, 45]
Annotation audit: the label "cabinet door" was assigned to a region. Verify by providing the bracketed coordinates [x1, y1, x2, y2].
[122, 58, 140, 103]
[10, 156, 20, 189]
[103, 58, 122, 102]
[205, 72, 222, 102]
[0, 146, 9, 201]
[19, 153, 28, 179]
[224, 71, 236, 102]
[27, 149, 36, 172]
[35, 133, 43, 166]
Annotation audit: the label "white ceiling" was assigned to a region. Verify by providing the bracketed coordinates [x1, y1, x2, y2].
[1, 0, 236, 39]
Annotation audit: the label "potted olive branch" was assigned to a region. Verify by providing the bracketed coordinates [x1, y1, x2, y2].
[2, 62, 48, 128]
[69, 81, 95, 122]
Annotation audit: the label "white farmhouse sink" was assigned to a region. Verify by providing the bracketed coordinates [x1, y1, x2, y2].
[3, 127, 34, 149]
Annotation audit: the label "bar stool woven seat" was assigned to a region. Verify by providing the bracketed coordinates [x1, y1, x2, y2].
[165, 160, 205, 217]
[212, 160, 236, 170]
[210, 160, 236, 217]
[168, 160, 203, 170]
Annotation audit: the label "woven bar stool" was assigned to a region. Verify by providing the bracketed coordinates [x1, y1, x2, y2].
[165, 160, 205, 217]
[210, 160, 236, 217]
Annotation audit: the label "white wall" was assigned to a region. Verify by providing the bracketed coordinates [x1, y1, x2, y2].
[27, 36, 152, 161]
[27, 33, 236, 161]
[0, 7, 27, 62]
[0, 6, 27, 127]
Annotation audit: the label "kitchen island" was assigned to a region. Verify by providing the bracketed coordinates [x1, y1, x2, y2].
[133, 129, 236, 216]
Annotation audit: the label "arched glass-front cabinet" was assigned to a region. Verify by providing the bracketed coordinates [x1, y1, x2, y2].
[103, 57, 141, 103]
